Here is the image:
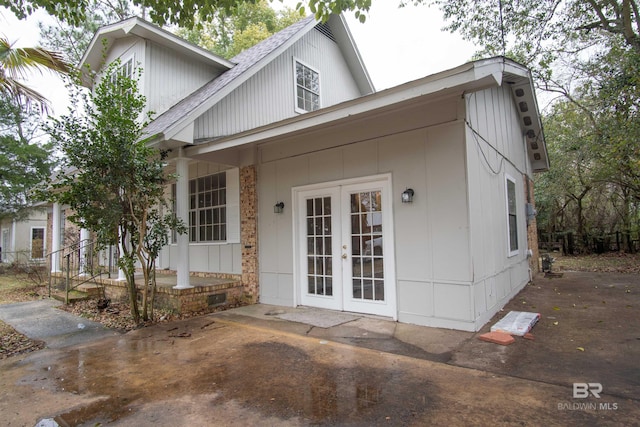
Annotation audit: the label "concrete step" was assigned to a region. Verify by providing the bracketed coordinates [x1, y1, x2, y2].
[77, 283, 104, 298]
[50, 290, 90, 303]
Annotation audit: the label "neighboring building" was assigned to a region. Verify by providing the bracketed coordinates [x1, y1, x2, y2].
[0, 209, 48, 265]
[48, 14, 548, 331]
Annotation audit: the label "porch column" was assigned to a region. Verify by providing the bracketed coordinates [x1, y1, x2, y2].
[79, 227, 90, 276]
[174, 151, 192, 289]
[10, 219, 16, 263]
[51, 202, 61, 273]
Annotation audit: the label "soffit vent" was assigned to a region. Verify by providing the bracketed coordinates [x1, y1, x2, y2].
[315, 22, 336, 42]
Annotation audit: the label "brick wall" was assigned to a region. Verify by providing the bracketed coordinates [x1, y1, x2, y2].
[240, 165, 259, 302]
[97, 276, 245, 314]
[525, 176, 541, 274]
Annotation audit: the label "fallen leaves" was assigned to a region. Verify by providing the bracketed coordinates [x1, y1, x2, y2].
[0, 320, 45, 359]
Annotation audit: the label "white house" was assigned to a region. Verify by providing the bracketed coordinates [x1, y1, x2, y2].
[0, 208, 48, 265]
[49, 14, 548, 331]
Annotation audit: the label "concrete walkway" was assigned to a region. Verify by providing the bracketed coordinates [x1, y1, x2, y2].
[0, 299, 120, 349]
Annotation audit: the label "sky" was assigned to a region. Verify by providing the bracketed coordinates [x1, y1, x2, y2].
[0, 2, 478, 117]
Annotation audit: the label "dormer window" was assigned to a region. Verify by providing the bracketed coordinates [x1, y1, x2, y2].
[294, 59, 320, 113]
[110, 56, 134, 85]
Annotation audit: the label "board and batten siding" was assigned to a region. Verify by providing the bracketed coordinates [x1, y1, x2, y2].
[257, 97, 485, 329]
[98, 37, 145, 85]
[97, 37, 222, 119]
[193, 28, 362, 140]
[145, 42, 222, 117]
[464, 86, 532, 329]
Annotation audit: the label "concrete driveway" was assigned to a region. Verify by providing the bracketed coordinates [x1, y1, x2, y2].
[0, 271, 638, 426]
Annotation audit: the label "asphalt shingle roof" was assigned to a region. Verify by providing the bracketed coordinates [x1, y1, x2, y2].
[143, 15, 316, 141]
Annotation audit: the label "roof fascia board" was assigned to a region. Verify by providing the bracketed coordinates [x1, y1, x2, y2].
[79, 17, 233, 85]
[162, 17, 320, 141]
[185, 64, 497, 156]
[471, 57, 549, 171]
[331, 14, 375, 93]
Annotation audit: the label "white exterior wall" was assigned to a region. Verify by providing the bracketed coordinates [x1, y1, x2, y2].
[98, 37, 222, 118]
[257, 97, 482, 329]
[0, 211, 47, 263]
[159, 162, 242, 275]
[464, 87, 532, 329]
[194, 28, 362, 140]
[145, 42, 221, 117]
[257, 87, 535, 330]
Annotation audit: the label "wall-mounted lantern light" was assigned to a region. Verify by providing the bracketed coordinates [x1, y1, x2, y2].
[274, 201, 285, 213]
[401, 188, 414, 203]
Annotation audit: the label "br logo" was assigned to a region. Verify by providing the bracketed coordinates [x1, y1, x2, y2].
[573, 383, 602, 398]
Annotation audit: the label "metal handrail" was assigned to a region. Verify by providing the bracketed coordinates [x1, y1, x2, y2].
[46, 239, 116, 302]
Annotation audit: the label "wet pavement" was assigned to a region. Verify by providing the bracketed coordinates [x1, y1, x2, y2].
[0, 271, 638, 426]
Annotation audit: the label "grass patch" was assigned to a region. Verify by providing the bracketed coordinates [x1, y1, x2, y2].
[0, 272, 47, 305]
[551, 252, 640, 274]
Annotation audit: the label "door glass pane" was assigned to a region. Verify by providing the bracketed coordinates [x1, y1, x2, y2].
[323, 197, 331, 215]
[363, 279, 373, 299]
[350, 190, 384, 301]
[308, 276, 316, 294]
[352, 258, 361, 277]
[352, 278, 362, 299]
[306, 196, 332, 296]
[374, 280, 385, 301]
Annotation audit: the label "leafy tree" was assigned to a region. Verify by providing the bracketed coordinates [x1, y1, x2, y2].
[43, 61, 184, 323]
[0, 94, 54, 220]
[175, 0, 304, 58]
[37, 0, 133, 65]
[0, 36, 71, 110]
[2, 0, 372, 28]
[420, 0, 640, 248]
[535, 100, 597, 234]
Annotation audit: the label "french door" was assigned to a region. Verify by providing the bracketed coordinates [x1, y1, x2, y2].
[296, 176, 396, 318]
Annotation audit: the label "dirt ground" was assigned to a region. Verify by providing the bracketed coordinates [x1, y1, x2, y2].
[1, 308, 638, 427]
[451, 271, 640, 401]
[0, 257, 638, 426]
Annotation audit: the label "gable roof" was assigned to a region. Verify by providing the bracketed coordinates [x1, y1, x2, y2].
[79, 17, 234, 87]
[142, 14, 374, 145]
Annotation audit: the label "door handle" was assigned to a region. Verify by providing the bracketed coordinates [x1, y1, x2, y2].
[342, 253, 347, 259]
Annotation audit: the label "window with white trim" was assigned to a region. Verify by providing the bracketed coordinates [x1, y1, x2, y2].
[506, 175, 519, 255]
[295, 60, 320, 113]
[189, 172, 227, 242]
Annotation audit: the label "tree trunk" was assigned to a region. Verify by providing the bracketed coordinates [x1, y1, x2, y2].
[120, 228, 140, 324]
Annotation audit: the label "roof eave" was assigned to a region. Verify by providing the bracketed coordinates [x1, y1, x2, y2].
[79, 17, 234, 88]
[185, 61, 495, 155]
[185, 58, 549, 175]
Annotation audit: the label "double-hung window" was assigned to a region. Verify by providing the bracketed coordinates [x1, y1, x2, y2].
[171, 169, 240, 245]
[295, 60, 320, 113]
[189, 172, 227, 242]
[506, 174, 519, 256]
